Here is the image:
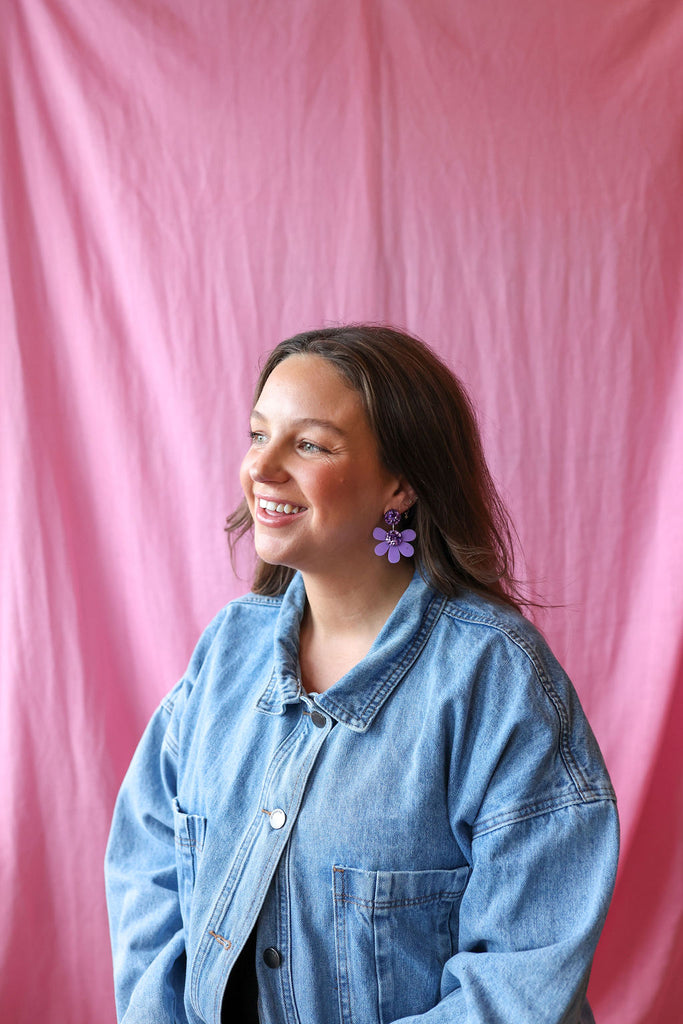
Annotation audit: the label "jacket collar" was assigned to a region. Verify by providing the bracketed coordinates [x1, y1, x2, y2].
[256, 571, 446, 732]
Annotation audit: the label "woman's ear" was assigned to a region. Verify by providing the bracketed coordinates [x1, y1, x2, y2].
[391, 480, 417, 514]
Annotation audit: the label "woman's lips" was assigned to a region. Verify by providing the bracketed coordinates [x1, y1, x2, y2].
[253, 497, 307, 526]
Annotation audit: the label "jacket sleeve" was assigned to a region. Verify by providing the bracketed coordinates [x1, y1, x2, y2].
[391, 622, 620, 1024]
[393, 797, 618, 1024]
[104, 683, 189, 1024]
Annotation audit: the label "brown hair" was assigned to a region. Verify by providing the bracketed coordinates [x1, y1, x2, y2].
[226, 324, 527, 610]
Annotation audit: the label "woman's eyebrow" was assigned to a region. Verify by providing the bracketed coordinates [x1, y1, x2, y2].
[250, 410, 347, 437]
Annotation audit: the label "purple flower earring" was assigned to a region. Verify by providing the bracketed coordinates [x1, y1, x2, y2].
[373, 509, 416, 563]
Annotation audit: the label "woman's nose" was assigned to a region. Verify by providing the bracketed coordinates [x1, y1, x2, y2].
[248, 448, 288, 483]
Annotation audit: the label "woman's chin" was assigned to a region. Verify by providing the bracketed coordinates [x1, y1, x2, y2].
[253, 537, 296, 569]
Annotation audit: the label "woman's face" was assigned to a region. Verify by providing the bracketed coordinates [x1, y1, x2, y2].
[240, 354, 407, 578]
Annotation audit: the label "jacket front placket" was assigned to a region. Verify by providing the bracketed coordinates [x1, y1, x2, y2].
[189, 670, 332, 1024]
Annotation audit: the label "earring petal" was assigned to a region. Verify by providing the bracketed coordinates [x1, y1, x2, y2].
[372, 514, 418, 562]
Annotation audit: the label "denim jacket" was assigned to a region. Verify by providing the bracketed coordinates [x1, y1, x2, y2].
[105, 571, 618, 1024]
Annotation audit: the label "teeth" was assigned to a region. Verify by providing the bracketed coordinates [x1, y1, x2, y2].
[259, 498, 303, 514]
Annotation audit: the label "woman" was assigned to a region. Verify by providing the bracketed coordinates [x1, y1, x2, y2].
[105, 325, 619, 1024]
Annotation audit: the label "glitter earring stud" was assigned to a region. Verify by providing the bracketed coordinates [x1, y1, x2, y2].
[373, 509, 416, 563]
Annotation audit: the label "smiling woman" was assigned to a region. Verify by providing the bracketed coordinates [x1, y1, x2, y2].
[105, 325, 619, 1024]
[239, 354, 415, 600]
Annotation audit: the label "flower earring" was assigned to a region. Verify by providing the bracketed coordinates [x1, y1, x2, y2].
[373, 509, 416, 563]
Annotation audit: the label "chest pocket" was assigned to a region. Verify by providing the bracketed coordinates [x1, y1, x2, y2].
[172, 798, 207, 919]
[333, 864, 469, 1024]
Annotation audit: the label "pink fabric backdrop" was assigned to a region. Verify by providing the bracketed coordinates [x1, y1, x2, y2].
[2, 1, 682, 1021]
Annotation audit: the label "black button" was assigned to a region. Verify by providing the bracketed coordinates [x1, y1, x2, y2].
[263, 947, 282, 969]
[310, 710, 326, 728]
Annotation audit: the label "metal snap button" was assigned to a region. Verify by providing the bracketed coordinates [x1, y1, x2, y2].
[263, 946, 282, 968]
[269, 808, 286, 830]
[310, 710, 326, 728]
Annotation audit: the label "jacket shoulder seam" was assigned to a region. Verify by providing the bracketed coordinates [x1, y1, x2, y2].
[442, 605, 595, 802]
[473, 790, 617, 839]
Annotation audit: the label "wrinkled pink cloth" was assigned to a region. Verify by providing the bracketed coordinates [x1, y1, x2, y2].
[1, 2, 681, 1022]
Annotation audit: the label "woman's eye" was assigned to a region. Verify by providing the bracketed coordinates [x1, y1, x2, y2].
[299, 440, 326, 454]
[249, 430, 267, 444]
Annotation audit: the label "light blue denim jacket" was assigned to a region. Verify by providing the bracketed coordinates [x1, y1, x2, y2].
[105, 572, 618, 1024]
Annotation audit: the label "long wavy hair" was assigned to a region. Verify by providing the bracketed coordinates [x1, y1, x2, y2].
[226, 324, 528, 611]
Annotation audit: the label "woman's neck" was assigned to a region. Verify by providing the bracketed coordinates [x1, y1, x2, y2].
[302, 559, 414, 636]
[298, 561, 414, 692]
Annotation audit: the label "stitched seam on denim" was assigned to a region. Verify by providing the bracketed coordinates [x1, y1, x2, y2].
[372, 873, 381, 1023]
[443, 606, 593, 801]
[257, 666, 301, 713]
[473, 788, 581, 833]
[206, 822, 283, 1018]
[162, 729, 180, 757]
[323, 592, 448, 729]
[158, 697, 181, 757]
[472, 793, 617, 838]
[220, 717, 301, 885]
[242, 731, 315, 924]
[277, 844, 300, 1024]
[202, 719, 327, 1020]
[195, 722, 303, 1012]
[210, 828, 287, 1021]
[333, 868, 355, 1024]
[334, 891, 467, 908]
[233, 594, 285, 608]
[160, 694, 176, 715]
[212, 727, 325, 1022]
